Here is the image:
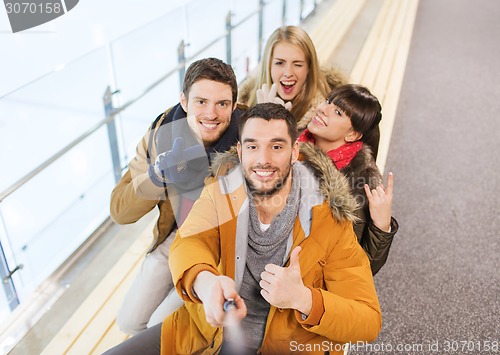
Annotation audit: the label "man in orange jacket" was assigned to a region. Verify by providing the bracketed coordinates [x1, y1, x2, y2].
[105, 103, 381, 355]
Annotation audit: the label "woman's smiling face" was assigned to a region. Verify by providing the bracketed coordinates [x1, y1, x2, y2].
[307, 100, 357, 150]
[270, 41, 309, 102]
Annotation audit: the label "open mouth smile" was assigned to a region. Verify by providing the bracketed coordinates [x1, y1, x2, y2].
[312, 115, 327, 126]
[253, 169, 276, 180]
[199, 121, 220, 130]
[280, 80, 296, 95]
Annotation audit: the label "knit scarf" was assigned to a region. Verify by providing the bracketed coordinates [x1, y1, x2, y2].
[298, 129, 363, 170]
[247, 163, 301, 264]
[236, 163, 301, 350]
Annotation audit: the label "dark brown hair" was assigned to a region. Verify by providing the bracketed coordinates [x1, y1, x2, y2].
[182, 58, 238, 105]
[238, 103, 298, 143]
[326, 84, 382, 150]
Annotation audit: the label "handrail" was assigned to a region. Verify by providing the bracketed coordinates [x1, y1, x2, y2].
[115, 6, 267, 115]
[0, 4, 188, 101]
[0, 2, 274, 203]
[117, 31, 230, 115]
[0, 115, 113, 202]
[231, 8, 260, 29]
[0, 44, 209, 203]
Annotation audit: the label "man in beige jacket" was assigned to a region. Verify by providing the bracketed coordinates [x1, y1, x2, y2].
[110, 57, 246, 334]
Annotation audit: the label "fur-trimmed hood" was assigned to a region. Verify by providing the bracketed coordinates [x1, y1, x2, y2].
[209, 146, 240, 177]
[299, 143, 359, 222]
[209, 144, 358, 223]
[237, 75, 257, 109]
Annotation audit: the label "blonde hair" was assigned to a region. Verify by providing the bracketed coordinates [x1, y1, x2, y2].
[247, 26, 330, 122]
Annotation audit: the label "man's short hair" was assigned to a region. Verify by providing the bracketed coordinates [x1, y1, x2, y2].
[238, 103, 298, 142]
[182, 58, 238, 105]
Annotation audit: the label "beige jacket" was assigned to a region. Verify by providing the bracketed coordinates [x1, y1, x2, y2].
[110, 109, 177, 252]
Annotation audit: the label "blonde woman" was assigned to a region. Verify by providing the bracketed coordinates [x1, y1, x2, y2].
[238, 26, 346, 131]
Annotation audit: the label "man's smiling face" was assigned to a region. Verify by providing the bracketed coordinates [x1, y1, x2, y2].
[237, 117, 298, 198]
[181, 79, 235, 147]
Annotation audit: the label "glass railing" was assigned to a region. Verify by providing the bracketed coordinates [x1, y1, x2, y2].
[0, 0, 324, 325]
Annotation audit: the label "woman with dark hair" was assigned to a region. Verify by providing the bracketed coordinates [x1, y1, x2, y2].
[299, 84, 398, 275]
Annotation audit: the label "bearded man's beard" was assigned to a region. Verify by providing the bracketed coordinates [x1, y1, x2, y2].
[244, 160, 293, 198]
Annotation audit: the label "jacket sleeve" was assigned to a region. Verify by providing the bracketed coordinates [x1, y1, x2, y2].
[109, 125, 167, 224]
[354, 207, 398, 275]
[302, 219, 382, 343]
[168, 183, 222, 302]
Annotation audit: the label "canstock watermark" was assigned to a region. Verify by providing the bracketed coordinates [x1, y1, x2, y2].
[3, 0, 79, 33]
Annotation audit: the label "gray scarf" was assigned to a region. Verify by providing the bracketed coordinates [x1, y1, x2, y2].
[247, 163, 301, 273]
[235, 163, 301, 350]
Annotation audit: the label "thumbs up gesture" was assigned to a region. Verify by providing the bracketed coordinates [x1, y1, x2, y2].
[259, 246, 312, 314]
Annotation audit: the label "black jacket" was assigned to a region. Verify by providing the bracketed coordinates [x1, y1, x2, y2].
[300, 143, 398, 275]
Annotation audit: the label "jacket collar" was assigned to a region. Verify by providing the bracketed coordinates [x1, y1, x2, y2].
[215, 161, 325, 290]
[211, 144, 359, 223]
[299, 142, 359, 222]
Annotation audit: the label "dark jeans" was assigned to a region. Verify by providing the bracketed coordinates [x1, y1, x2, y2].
[101, 323, 161, 355]
[101, 324, 259, 354]
[220, 342, 258, 354]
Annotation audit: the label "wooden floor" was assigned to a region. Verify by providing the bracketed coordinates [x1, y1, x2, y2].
[40, 219, 154, 355]
[8, 0, 419, 353]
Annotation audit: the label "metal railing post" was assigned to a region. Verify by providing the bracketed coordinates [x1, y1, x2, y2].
[258, 0, 265, 61]
[103, 86, 122, 184]
[226, 11, 232, 65]
[282, 0, 287, 26]
[0, 210, 20, 311]
[300, 0, 304, 21]
[177, 40, 187, 91]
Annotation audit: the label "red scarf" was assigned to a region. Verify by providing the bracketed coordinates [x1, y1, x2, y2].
[298, 129, 363, 170]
